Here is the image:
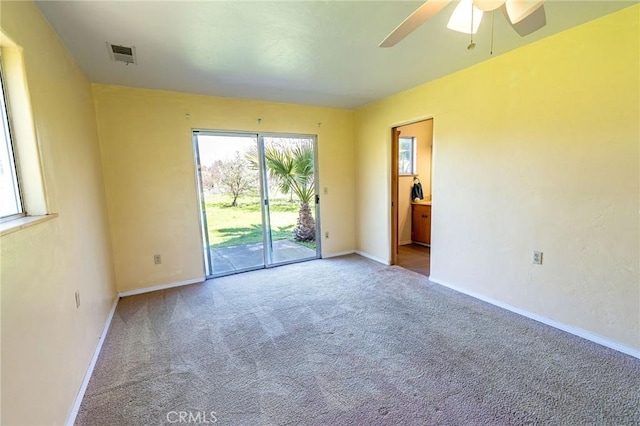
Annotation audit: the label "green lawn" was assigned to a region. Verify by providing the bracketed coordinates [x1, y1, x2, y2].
[205, 194, 316, 249]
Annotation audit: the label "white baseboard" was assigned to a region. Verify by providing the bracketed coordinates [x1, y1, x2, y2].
[428, 276, 640, 360]
[118, 277, 204, 298]
[412, 241, 430, 247]
[66, 296, 119, 426]
[322, 250, 356, 259]
[355, 250, 390, 265]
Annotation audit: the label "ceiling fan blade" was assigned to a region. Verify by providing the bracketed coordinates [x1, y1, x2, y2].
[505, 0, 544, 24]
[379, 0, 452, 48]
[502, 3, 546, 36]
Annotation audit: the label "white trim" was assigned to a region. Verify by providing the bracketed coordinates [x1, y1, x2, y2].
[355, 250, 390, 265]
[428, 276, 640, 360]
[322, 250, 355, 259]
[412, 241, 430, 247]
[66, 296, 119, 426]
[0, 213, 58, 236]
[118, 277, 204, 298]
[391, 115, 436, 129]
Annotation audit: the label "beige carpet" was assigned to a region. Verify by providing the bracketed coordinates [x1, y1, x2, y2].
[76, 255, 640, 425]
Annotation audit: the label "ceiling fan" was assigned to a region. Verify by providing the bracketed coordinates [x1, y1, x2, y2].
[379, 0, 546, 48]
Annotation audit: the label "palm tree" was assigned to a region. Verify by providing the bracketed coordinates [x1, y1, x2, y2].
[247, 141, 316, 242]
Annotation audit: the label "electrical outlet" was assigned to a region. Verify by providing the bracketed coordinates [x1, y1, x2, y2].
[154, 254, 162, 265]
[324, 231, 329, 239]
[533, 251, 543, 265]
[75, 290, 81, 309]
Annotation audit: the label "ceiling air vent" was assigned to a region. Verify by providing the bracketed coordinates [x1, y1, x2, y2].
[107, 43, 137, 65]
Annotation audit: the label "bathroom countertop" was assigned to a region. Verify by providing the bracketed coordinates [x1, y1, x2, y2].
[412, 200, 431, 206]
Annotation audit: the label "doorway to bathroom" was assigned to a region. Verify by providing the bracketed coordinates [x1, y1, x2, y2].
[391, 119, 433, 276]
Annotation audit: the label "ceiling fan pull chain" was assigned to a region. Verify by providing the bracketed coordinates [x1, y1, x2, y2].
[490, 9, 495, 55]
[468, 0, 476, 50]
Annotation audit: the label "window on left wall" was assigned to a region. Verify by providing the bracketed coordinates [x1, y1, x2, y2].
[0, 33, 52, 235]
[0, 66, 23, 221]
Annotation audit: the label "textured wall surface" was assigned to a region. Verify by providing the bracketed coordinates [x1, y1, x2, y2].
[93, 84, 355, 293]
[0, 2, 117, 424]
[354, 6, 639, 349]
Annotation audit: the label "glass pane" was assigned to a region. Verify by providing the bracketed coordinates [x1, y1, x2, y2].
[0, 72, 22, 218]
[262, 136, 317, 264]
[197, 134, 264, 276]
[399, 137, 413, 175]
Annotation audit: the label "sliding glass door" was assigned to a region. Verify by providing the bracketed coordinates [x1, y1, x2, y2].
[262, 135, 318, 265]
[194, 131, 320, 277]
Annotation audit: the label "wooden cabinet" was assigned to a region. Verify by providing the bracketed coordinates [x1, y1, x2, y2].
[411, 204, 431, 245]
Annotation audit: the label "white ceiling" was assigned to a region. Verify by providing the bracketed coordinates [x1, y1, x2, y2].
[35, 1, 635, 109]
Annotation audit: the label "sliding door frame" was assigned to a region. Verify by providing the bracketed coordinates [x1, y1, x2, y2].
[261, 132, 322, 268]
[192, 129, 321, 278]
[193, 132, 213, 275]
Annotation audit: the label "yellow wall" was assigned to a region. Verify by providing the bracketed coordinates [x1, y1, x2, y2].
[0, 2, 117, 425]
[92, 85, 355, 293]
[415, 120, 433, 197]
[354, 6, 639, 349]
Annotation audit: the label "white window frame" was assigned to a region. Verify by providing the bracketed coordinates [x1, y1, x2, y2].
[0, 63, 23, 222]
[0, 33, 54, 236]
[398, 136, 416, 176]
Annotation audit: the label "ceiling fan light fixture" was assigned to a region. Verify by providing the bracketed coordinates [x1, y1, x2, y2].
[447, 0, 484, 34]
[505, 0, 545, 24]
[472, 0, 506, 12]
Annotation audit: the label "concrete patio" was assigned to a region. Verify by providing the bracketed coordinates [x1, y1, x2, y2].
[210, 239, 317, 275]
